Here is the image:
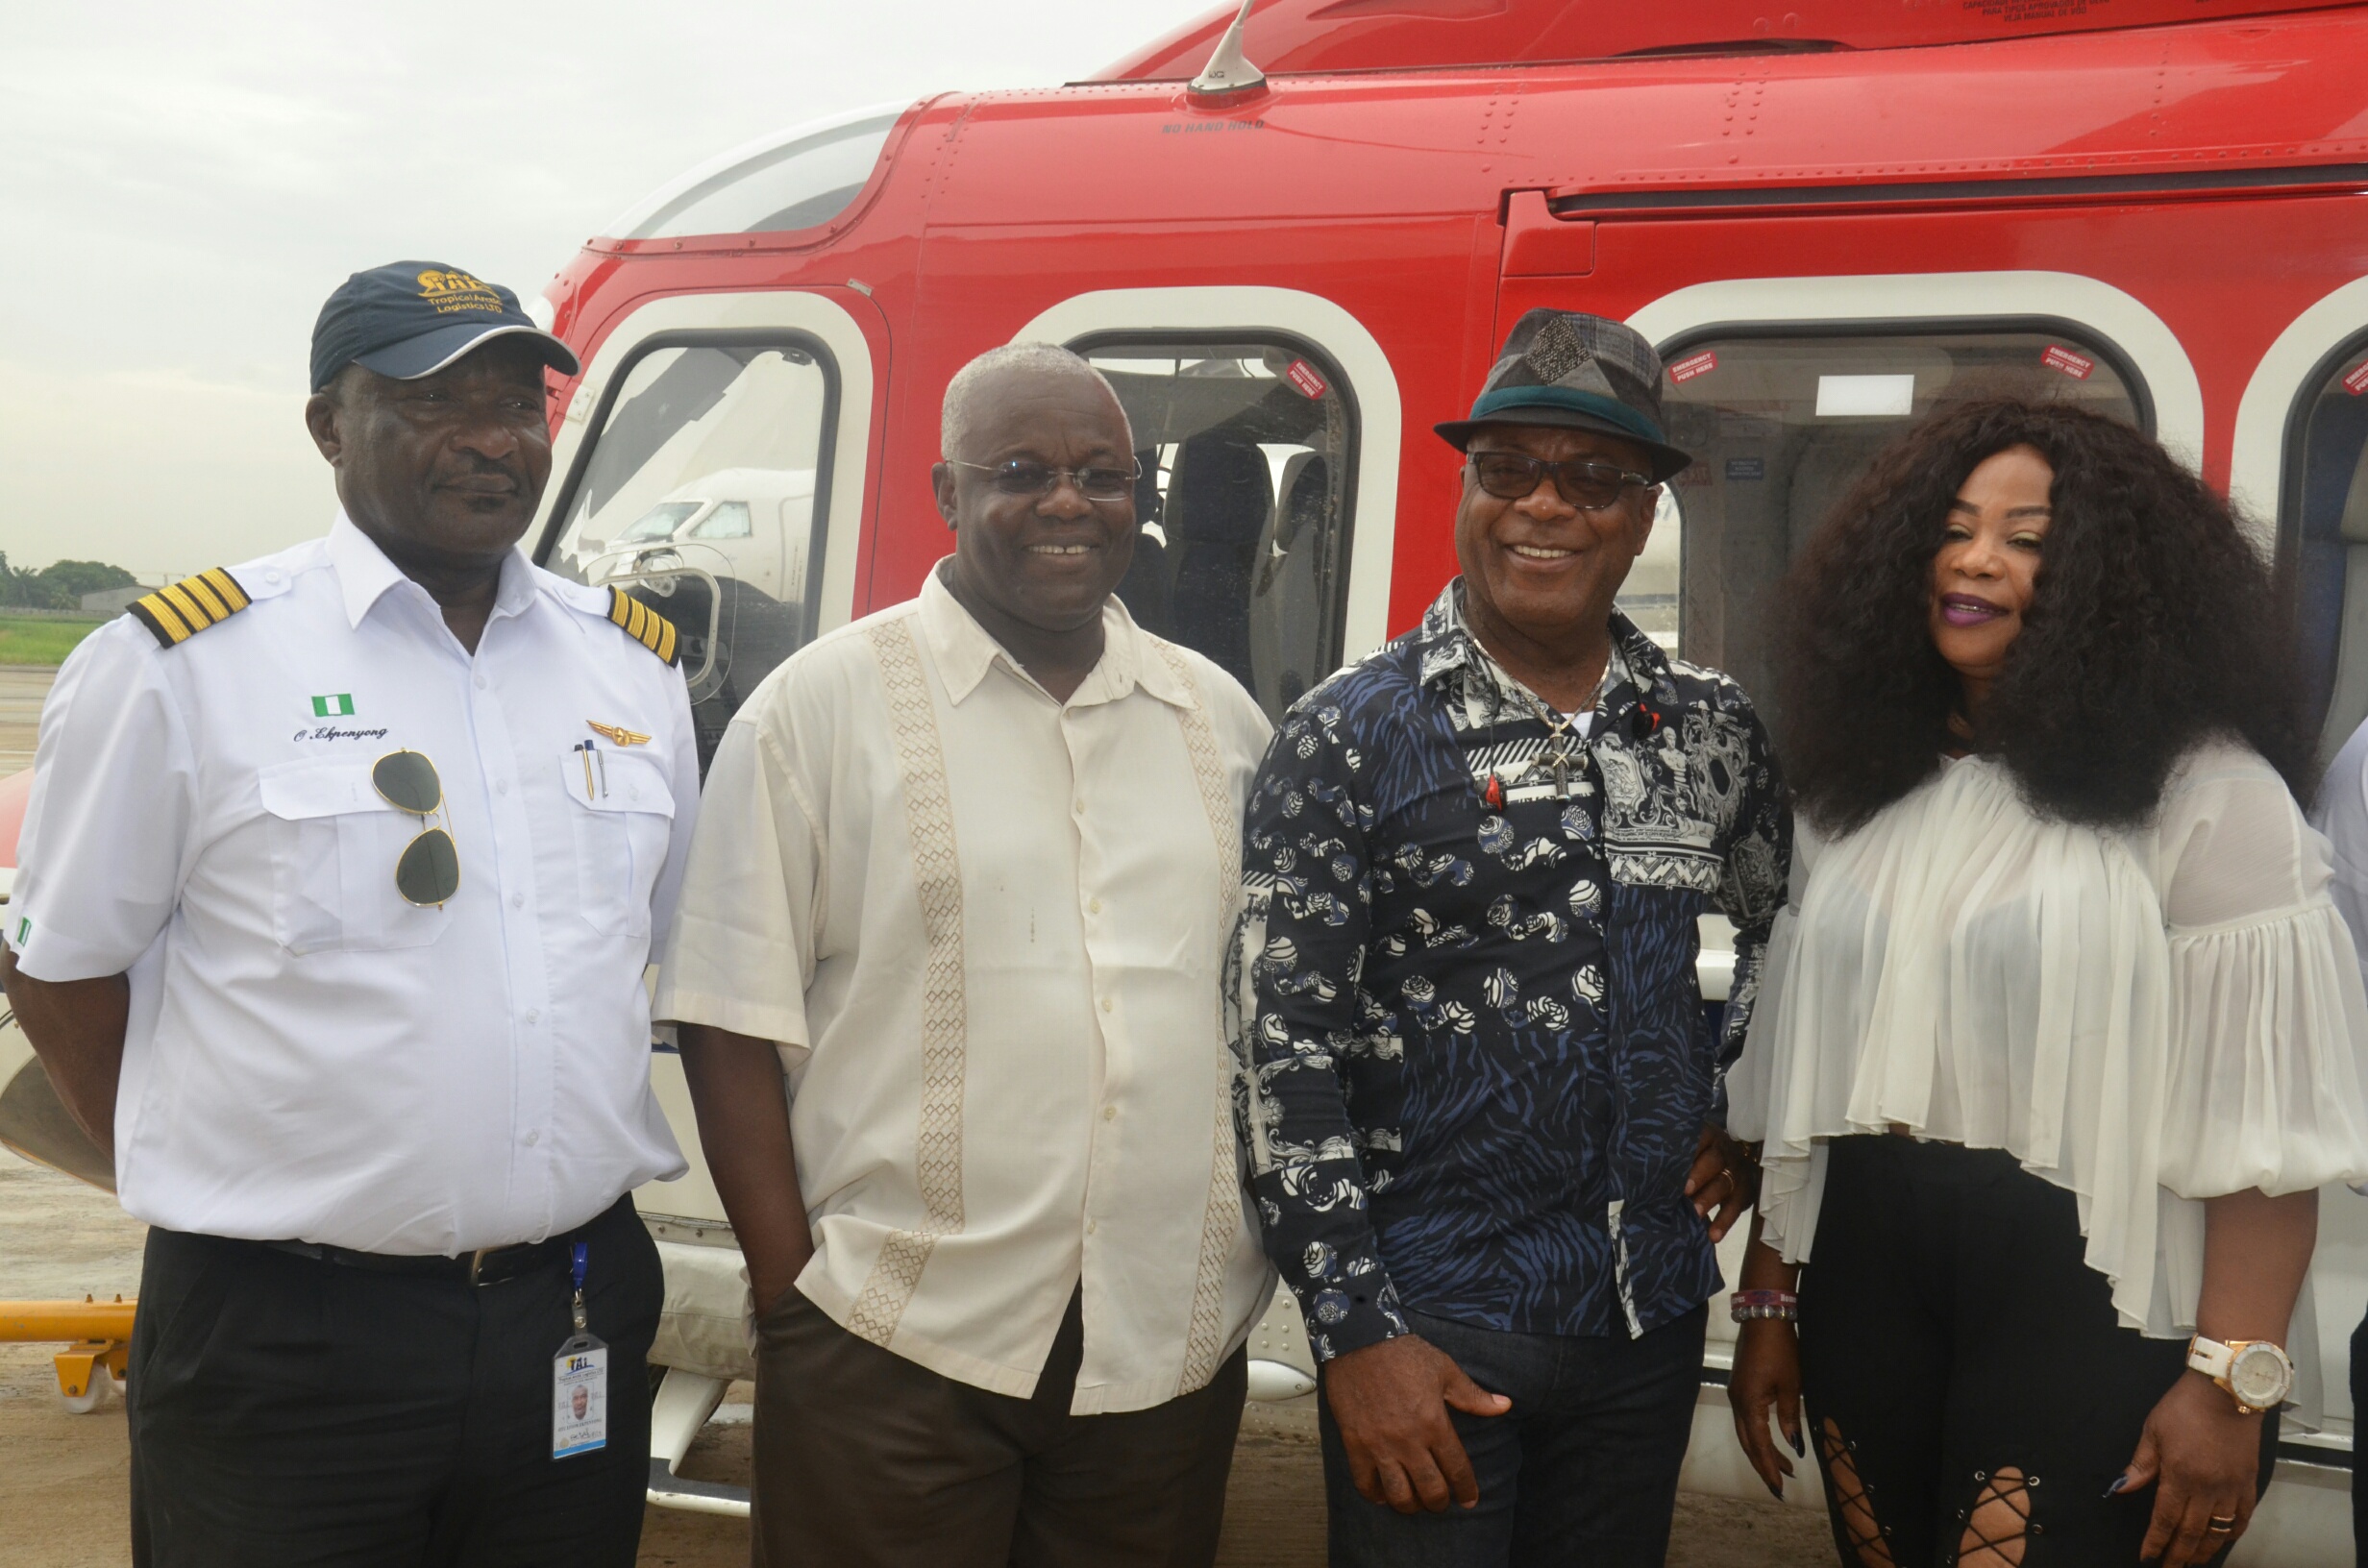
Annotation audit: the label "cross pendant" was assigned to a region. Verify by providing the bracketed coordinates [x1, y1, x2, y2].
[1551, 750, 1570, 798]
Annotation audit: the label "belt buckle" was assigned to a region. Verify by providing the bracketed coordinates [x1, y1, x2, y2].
[468, 1247, 496, 1286]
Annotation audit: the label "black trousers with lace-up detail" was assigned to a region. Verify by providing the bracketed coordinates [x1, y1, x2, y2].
[1795, 1137, 2276, 1567]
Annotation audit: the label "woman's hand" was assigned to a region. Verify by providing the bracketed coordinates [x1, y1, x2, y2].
[1728, 1317, 1805, 1499]
[2118, 1371, 2264, 1567]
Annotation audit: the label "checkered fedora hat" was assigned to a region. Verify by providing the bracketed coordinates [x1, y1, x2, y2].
[1434, 308, 1691, 480]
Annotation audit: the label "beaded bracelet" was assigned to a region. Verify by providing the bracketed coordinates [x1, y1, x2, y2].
[1730, 1288, 1798, 1323]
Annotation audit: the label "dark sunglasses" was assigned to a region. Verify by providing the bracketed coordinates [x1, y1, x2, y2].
[951, 457, 1141, 502]
[372, 749, 460, 908]
[1469, 452, 1651, 510]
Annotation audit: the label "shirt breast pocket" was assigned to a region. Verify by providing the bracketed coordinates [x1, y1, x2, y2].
[257, 757, 451, 955]
[558, 749, 676, 936]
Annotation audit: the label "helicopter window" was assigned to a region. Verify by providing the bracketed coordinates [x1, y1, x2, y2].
[1655, 325, 2144, 720]
[623, 113, 898, 240]
[2281, 333, 2368, 758]
[543, 335, 837, 771]
[1073, 337, 1359, 720]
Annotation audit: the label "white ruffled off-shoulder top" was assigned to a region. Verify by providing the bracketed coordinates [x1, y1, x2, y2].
[1729, 742, 2368, 1359]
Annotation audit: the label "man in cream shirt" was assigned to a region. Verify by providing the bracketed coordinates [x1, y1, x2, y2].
[656, 343, 1273, 1567]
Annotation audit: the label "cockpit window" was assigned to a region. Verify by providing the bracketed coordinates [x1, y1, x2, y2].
[620, 501, 700, 543]
[688, 501, 753, 540]
[620, 112, 898, 241]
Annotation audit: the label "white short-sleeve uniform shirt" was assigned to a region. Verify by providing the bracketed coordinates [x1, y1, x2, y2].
[656, 566, 1276, 1415]
[7, 516, 696, 1255]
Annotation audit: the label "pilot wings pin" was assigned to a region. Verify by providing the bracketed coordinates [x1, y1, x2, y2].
[585, 721, 652, 747]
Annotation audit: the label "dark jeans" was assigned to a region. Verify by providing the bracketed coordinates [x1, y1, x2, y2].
[1801, 1137, 2274, 1567]
[750, 1285, 1247, 1568]
[129, 1195, 661, 1568]
[1318, 1304, 1708, 1567]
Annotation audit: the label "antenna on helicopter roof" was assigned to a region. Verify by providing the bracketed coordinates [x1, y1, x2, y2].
[1189, 0, 1269, 103]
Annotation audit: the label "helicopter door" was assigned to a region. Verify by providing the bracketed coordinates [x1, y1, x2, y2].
[533, 291, 879, 772]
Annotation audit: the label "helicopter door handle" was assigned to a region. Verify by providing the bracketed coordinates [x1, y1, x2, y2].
[595, 563, 725, 697]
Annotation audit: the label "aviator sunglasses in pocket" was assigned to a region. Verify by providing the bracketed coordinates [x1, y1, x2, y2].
[372, 749, 460, 907]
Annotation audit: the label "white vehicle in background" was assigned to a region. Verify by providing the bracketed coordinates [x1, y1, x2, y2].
[569, 466, 818, 613]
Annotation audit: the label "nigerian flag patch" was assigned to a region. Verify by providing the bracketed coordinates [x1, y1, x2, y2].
[310, 694, 355, 718]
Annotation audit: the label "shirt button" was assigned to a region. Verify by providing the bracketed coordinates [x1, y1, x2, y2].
[524, 1009, 539, 1025]
[510, 893, 525, 910]
[474, 674, 487, 691]
[1088, 897, 1103, 915]
[1099, 997, 1113, 1013]
[495, 779, 508, 796]
[525, 1130, 540, 1146]
[1073, 799, 1086, 814]
[1102, 1105, 1117, 1122]
[1086, 1219, 1098, 1235]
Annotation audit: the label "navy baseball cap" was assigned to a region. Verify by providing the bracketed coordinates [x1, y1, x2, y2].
[1435, 309, 1691, 481]
[309, 261, 580, 394]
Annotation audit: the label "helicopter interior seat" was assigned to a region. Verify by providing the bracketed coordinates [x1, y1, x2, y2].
[2315, 427, 2368, 756]
[1248, 452, 1330, 713]
[1113, 446, 1172, 638]
[1166, 429, 1273, 691]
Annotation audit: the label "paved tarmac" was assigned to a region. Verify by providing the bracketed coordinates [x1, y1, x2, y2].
[0, 665, 53, 774]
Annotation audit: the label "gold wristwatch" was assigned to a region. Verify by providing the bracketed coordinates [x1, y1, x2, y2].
[2185, 1335, 2294, 1415]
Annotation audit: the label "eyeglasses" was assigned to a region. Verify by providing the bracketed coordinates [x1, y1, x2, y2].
[1469, 453, 1651, 510]
[950, 458, 1141, 502]
[372, 749, 460, 907]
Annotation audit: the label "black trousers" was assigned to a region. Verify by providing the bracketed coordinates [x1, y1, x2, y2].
[2351, 1306, 2368, 1567]
[1798, 1137, 2274, 1567]
[129, 1195, 662, 1568]
[1317, 1304, 1708, 1567]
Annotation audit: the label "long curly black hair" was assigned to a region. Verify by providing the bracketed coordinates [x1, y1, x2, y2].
[1772, 398, 2312, 833]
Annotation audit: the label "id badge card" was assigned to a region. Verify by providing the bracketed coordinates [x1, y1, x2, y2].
[552, 1335, 608, 1458]
[552, 1241, 608, 1459]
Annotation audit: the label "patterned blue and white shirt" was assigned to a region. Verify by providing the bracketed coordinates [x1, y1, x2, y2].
[1239, 581, 1788, 1360]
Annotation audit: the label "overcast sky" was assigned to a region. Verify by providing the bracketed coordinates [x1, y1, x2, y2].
[0, 1, 1216, 581]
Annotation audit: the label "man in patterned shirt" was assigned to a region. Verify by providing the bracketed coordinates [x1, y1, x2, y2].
[1242, 310, 1789, 1566]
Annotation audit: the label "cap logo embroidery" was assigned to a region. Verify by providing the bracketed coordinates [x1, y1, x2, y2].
[414, 269, 505, 316]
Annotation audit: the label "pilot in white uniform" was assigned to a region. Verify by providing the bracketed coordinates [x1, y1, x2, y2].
[0, 261, 698, 1568]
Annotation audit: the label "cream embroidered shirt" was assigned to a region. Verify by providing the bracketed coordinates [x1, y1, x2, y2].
[654, 565, 1275, 1413]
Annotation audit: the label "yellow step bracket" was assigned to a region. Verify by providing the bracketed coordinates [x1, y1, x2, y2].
[0, 1296, 136, 1413]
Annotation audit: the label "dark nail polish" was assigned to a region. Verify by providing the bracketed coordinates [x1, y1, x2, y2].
[1790, 1432, 1806, 1457]
[2104, 1476, 2130, 1497]
[1767, 1481, 1784, 1500]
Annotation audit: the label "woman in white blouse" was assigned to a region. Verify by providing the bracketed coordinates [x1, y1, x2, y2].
[1723, 398, 2368, 1568]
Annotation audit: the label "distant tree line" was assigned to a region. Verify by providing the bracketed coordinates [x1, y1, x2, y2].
[0, 556, 137, 611]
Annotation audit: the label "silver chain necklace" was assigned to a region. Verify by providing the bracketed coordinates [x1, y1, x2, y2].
[1514, 688, 1586, 799]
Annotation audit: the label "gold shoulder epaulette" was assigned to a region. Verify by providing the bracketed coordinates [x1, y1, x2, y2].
[606, 587, 680, 666]
[128, 569, 252, 649]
